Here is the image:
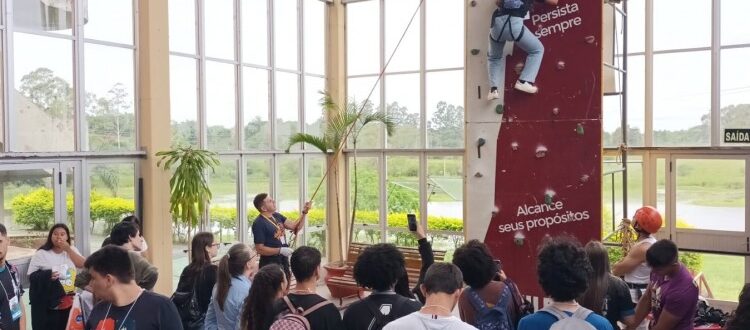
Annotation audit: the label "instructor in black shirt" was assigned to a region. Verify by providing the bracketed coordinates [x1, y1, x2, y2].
[251, 193, 310, 278]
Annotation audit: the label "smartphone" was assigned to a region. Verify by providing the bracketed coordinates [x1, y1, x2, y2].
[407, 213, 417, 231]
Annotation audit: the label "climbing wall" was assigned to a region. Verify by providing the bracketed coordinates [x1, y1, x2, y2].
[465, 0, 602, 301]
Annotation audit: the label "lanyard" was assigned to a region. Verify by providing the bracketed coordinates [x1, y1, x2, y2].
[100, 290, 143, 330]
[262, 214, 286, 240]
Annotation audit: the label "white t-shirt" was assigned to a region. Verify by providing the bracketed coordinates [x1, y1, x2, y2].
[27, 247, 81, 293]
[384, 311, 478, 330]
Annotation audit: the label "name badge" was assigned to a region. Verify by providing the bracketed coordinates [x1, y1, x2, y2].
[8, 295, 20, 321]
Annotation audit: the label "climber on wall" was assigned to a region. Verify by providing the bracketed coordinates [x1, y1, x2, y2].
[487, 0, 558, 100]
[612, 206, 663, 330]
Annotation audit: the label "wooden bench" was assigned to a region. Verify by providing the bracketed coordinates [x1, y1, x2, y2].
[325, 242, 446, 305]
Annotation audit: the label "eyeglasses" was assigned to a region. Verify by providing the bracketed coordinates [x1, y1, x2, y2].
[211, 243, 221, 247]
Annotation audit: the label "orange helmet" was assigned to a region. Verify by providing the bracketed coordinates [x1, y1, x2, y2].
[633, 206, 663, 234]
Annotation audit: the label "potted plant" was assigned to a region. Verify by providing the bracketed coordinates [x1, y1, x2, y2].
[287, 92, 394, 265]
[156, 147, 220, 254]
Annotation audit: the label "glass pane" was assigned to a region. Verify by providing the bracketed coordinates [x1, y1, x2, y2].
[204, 0, 235, 60]
[89, 163, 136, 252]
[654, 0, 710, 51]
[304, 76, 324, 138]
[347, 76, 381, 149]
[275, 72, 300, 150]
[426, 70, 463, 148]
[653, 52, 710, 146]
[3, 168, 55, 238]
[384, 0, 420, 73]
[656, 158, 667, 227]
[274, 0, 299, 70]
[209, 159, 239, 245]
[243, 67, 270, 150]
[242, 0, 268, 65]
[603, 95, 622, 148]
[426, 156, 463, 236]
[278, 155, 301, 213]
[351, 157, 381, 244]
[246, 157, 272, 241]
[676, 159, 745, 232]
[206, 61, 237, 150]
[695, 253, 745, 302]
[347, 1, 379, 75]
[425, 0, 463, 69]
[65, 167, 76, 241]
[305, 156, 326, 255]
[386, 74, 420, 149]
[386, 155, 419, 226]
[720, 48, 750, 146]
[85, 0, 133, 44]
[721, 0, 750, 45]
[84, 44, 136, 151]
[626, 0, 644, 54]
[170, 56, 199, 148]
[13, 0, 73, 34]
[303, 0, 325, 75]
[13, 33, 74, 151]
[627, 55, 645, 147]
[169, 0, 196, 54]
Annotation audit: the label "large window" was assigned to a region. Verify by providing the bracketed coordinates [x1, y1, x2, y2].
[346, 0, 465, 255]
[168, 0, 326, 256]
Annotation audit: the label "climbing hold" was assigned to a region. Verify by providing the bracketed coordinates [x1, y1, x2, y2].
[544, 190, 556, 205]
[511, 142, 519, 151]
[492, 206, 500, 216]
[585, 36, 596, 44]
[470, 0, 477, 7]
[576, 123, 585, 135]
[474, 172, 483, 178]
[514, 232, 525, 246]
[535, 145, 548, 158]
[580, 174, 590, 183]
[557, 61, 566, 70]
[514, 62, 524, 74]
[470, 49, 480, 55]
[495, 104, 504, 114]
[552, 107, 560, 115]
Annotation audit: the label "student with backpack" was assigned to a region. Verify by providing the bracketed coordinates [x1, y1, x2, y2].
[269, 246, 343, 330]
[342, 244, 422, 330]
[453, 240, 528, 329]
[240, 265, 289, 330]
[384, 263, 476, 330]
[579, 241, 637, 330]
[486, 0, 559, 100]
[518, 236, 613, 330]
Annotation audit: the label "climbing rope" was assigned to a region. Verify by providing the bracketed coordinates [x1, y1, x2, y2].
[291, 0, 426, 248]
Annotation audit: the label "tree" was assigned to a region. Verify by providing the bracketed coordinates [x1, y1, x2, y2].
[19, 68, 73, 118]
[86, 84, 136, 151]
[428, 101, 464, 148]
[286, 92, 395, 259]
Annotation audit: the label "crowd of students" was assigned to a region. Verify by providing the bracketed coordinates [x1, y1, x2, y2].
[0, 199, 748, 330]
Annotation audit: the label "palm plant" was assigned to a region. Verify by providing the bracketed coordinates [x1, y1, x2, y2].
[287, 92, 395, 258]
[156, 147, 220, 251]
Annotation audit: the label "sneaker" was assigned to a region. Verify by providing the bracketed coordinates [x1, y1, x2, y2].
[487, 90, 500, 100]
[514, 81, 538, 94]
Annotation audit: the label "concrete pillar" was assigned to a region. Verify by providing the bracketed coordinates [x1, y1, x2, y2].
[324, 0, 348, 263]
[137, 0, 174, 295]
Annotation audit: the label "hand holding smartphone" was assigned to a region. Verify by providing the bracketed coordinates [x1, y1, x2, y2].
[407, 213, 417, 231]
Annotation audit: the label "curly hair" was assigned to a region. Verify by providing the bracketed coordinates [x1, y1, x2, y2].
[353, 243, 405, 291]
[537, 235, 592, 301]
[452, 239, 498, 289]
[726, 283, 750, 330]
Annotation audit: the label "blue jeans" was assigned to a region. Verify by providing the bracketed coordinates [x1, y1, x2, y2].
[488, 15, 544, 88]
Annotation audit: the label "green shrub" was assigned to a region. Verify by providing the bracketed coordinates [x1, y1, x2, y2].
[89, 195, 135, 232]
[11, 188, 55, 230]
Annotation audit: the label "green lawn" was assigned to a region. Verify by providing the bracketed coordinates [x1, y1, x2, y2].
[701, 254, 745, 302]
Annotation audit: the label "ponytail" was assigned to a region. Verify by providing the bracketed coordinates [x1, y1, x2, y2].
[215, 243, 252, 311]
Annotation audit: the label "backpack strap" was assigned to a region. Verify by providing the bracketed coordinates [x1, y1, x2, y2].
[363, 298, 387, 324]
[300, 300, 334, 317]
[571, 307, 593, 321]
[466, 287, 489, 314]
[540, 305, 568, 321]
[283, 296, 300, 314]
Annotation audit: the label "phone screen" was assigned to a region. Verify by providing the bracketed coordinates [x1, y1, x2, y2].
[407, 213, 417, 231]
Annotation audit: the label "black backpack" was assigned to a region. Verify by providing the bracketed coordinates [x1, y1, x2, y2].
[363, 298, 406, 330]
[170, 274, 205, 330]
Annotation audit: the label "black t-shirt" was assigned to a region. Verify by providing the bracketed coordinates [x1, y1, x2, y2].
[601, 275, 636, 329]
[86, 290, 183, 330]
[0, 263, 23, 330]
[252, 213, 288, 248]
[342, 293, 422, 330]
[272, 293, 344, 330]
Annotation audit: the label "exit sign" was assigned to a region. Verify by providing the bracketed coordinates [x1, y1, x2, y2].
[724, 129, 750, 143]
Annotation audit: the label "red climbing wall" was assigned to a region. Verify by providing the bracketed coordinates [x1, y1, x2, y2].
[484, 1, 602, 300]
